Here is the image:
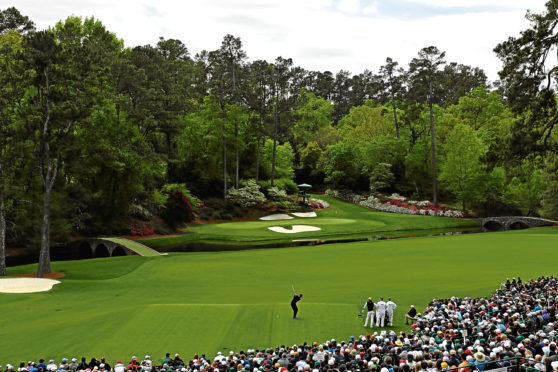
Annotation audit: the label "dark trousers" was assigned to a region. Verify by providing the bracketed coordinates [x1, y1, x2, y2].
[291, 303, 298, 318]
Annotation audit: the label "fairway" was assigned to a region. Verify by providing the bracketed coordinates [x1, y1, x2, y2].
[2, 227, 558, 363]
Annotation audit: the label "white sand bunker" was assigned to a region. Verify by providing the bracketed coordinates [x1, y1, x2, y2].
[0, 278, 61, 294]
[268, 225, 321, 234]
[291, 212, 317, 218]
[259, 214, 294, 221]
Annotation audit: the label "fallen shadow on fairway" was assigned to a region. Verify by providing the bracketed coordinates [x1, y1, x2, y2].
[159, 227, 482, 253]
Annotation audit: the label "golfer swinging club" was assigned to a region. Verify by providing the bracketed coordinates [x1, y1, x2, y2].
[291, 284, 303, 319]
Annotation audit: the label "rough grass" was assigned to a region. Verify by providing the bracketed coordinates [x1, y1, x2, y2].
[1, 227, 557, 364]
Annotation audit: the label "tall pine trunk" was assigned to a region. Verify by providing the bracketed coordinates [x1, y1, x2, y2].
[0, 163, 6, 276]
[271, 90, 279, 187]
[256, 114, 263, 182]
[38, 178, 53, 277]
[233, 64, 239, 189]
[429, 80, 438, 208]
[219, 85, 227, 199]
[391, 90, 399, 139]
[37, 66, 57, 278]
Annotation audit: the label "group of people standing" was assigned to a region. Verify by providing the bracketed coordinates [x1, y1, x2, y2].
[362, 297, 397, 328]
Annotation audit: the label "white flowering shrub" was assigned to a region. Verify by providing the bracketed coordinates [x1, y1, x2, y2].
[226, 180, 267, 208]
[267, 187, 287, 201]
[324, 189, 339, 197]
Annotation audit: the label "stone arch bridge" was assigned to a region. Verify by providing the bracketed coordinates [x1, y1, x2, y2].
[478, 216, 557, 231]
[73, 237, 162, 259]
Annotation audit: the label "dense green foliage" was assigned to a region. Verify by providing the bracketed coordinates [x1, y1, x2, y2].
[1, 4, 558, 273]
[2, 227, 558, 362]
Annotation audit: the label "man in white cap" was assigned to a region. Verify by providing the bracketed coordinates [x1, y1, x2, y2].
[47, 360, 57, 372]
[386, 298, 397, 326]
[141, 356, 152, 372]
[362, 297, 375, 328]
[376, 297, 387, 327]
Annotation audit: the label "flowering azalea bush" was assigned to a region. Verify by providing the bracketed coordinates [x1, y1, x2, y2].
[226, 180, 267, 208]
[129, 221, 155, 236]
[308, 198, 330, 209]
[325, 190, 466, 218]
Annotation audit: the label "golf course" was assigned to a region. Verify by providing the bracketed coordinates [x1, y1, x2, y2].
[1, 196, 557, 363]
[141, 195, 480, 251]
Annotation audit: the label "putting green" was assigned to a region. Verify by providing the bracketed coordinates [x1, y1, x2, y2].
[142, 195, 478, 250]
[2, 227, 557, 363]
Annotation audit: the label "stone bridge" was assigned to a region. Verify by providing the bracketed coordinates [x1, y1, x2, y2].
[73, 237, 161, 259]
[477, 216, 558, 231]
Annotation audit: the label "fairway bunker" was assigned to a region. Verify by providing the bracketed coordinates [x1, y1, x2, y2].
[268, 225, 321, 233]
[0, 278, 61, 293]
[291, 212, 317, 218]
[259, 214, 294, 221]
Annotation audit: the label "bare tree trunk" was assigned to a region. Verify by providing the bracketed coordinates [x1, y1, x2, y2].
[219, 86, 227, 199]
[107, 172, 118, 236]
[271, 90, 279, 188]
[0, 163, 6, 276]
[37, 66, 57, 278]
[413, 179, 420, 199]
[232, 63, 239, 189]
[256, 114, 263, 182]
[38, 177, 53, 277]
[429, 80, 438, 208]
[391, 90, 400, 139]
[235, 125, 239, 189]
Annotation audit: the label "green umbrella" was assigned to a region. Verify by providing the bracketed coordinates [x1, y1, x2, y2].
[297, 183, 312, 188]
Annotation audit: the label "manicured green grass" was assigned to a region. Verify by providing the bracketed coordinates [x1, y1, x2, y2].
[141, 195, 479, 251]
[102, 237, 162, 256]
[1, 227, 557, 364]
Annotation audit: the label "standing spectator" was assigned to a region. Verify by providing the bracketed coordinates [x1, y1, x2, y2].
[58, 359, 68, 372]
[172, 354, 184, 367]
[113, 361, 125, 372]
[376, 298, 387, 327]
[362, 298, 375, 328]
[67, 360, 77, 372]
[37, 360, 47, 372]
[161, 353, 172, 366]
[46, 361, 57, 372]
[76, 359, 88, 371]
[99, 359, 110, 372]
[386, 298, 397, 326]
[141, 356, 152, 372]
[127, 357, 139, 371]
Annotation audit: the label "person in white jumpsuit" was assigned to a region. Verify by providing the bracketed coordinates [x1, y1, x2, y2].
[362, 297, 375, 328]
[376, 297, 386, 327]
[386, 297, 397, 326]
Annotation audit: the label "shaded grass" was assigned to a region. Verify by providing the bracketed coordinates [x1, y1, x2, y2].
[0, 227, 556, 363]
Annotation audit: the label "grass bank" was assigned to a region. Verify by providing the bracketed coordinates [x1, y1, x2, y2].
[1, 227, 556, 363]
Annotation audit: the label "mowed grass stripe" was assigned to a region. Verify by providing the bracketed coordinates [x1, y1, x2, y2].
[1, 227, 557, 362]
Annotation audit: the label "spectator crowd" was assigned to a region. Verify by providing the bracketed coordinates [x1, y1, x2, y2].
[2, 276, 557, 372]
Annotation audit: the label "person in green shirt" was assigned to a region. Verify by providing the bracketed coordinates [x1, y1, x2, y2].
[161, 353, 172, 366]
